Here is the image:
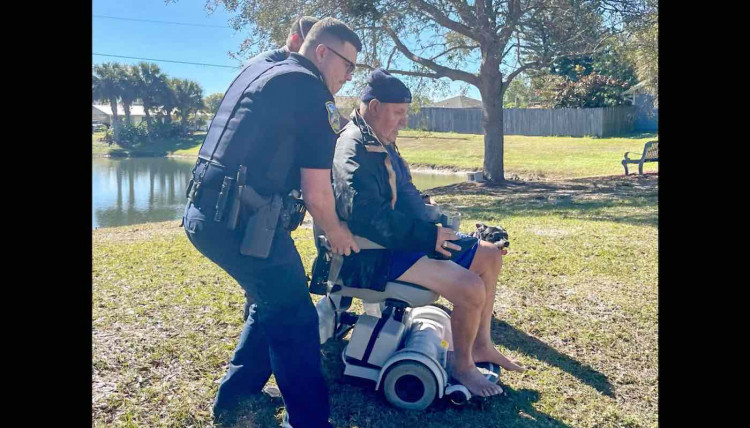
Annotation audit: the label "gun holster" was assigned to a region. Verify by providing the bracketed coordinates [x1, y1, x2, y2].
[239, 193, 283, 259]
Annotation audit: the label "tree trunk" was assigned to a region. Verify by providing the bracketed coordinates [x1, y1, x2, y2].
[109, 98, 121, 142]
[122, 102, 132, 124]
[478, 51, 505, 183]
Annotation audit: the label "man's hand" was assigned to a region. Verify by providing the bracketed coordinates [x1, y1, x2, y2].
[435, 225, 460, 258]
[301, 168, 360, 257]
[326, 222, 360, 256]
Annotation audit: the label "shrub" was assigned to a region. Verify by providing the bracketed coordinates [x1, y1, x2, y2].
[554, 73, 631, 108]
[116, 122, 149, 147]
[148, 121, 184, 140]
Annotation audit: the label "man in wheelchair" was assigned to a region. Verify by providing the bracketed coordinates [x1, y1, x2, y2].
[328, 69, 524, 399]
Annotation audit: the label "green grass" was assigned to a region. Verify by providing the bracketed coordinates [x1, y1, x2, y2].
[92, 131, 205, 158]
[397, 130, 658, 179]
[93, 129, 658, 180]
[93, 174, 657, 427]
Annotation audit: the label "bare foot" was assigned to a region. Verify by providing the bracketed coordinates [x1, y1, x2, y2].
[447, 353, 503, 397]
[472, 344, 525, 373]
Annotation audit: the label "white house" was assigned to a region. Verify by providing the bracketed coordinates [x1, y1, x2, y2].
[92, 104, 147, 125]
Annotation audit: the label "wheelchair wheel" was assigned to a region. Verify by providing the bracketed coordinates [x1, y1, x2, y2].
[382, 361, 438, 411]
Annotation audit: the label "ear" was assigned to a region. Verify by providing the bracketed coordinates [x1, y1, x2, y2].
[475, 222, 484, 229]
[314, 44, 326, 61]
[368, 98, 379, 113]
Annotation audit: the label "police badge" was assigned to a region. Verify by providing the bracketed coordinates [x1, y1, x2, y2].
[325, 101, 342, 134]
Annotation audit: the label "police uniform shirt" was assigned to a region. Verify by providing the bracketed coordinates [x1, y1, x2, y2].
[241, 53, 341, 195]
[247, 47, 290, 65]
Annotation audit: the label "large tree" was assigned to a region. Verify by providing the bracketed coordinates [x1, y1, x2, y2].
[173, 79, 205, 128]
[119, 66, 141, 124]
[181, 0, 651, 182]
[133, 62, 169, 130]
[204, 92, 224, 115]
[158, 78, 180, 124]
[93, 62, 125, 140]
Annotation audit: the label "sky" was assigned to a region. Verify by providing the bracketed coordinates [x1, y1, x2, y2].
[92, 0, 482, 100]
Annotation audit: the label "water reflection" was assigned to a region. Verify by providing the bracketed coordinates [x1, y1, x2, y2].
[92, 158, 464, 228]
[92, 157, 195, 228]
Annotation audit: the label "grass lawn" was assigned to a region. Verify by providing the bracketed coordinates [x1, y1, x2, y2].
[92, 131, 206, 158]
[93, 129, 657, 181]
[93, 174, 658, 427]
[397, 130, 658, 179]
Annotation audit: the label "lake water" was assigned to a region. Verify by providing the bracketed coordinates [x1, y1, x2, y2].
[92, 157, 465, 229]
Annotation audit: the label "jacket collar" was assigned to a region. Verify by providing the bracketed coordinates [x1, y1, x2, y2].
[288, 53, 327, 87]
[350, 109, 392, 147]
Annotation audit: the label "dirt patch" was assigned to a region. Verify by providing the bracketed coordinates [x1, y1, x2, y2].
[428, 173, 658, 203]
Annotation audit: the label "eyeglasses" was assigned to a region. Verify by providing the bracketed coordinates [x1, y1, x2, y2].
[325, 45, 356, 74]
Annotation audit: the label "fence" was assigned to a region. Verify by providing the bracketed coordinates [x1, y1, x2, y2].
[407, 105, 637, 137]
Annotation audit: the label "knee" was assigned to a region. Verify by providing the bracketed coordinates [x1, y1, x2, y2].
[478, 241, 503, 270]
[261, 299, 319, 331]
[458, 273, 485, 309]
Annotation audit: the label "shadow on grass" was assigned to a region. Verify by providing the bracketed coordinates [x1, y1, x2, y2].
[489, 318, 615, 398]
[430, 175, 658, 228]
[425, 303, 614, 400]
[458, 196, 658, 228]
[614, 132, 658, 139]
[319, 338, 571, 427]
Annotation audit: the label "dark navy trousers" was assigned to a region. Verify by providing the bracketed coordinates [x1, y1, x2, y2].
[183, 201, 331, 428]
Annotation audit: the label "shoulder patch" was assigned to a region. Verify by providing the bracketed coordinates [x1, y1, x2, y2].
[326, 101, 342, 134]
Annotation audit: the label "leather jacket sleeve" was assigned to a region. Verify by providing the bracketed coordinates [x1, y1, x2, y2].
[333, 131, 438, 253]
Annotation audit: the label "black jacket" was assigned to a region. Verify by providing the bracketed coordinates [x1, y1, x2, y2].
[332, 111, 438, 290]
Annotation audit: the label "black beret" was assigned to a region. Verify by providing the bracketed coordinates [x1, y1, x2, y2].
[360, 68, 412, 104]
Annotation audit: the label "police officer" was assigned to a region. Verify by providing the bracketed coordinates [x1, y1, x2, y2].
[240, 16, 319, 324]
[182, 17, 362, 427]
[247, 16, 318, 66]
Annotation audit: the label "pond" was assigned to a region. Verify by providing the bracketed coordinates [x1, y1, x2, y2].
[92, 157, 465, 229]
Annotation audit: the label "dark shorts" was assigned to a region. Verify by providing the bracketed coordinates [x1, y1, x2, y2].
[387, 233, 479, 280]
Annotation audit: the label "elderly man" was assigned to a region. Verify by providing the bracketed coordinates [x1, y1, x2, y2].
[332, 69, 524, 399]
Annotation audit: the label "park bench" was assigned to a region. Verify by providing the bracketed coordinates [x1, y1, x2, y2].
[622, 140, 658, 175]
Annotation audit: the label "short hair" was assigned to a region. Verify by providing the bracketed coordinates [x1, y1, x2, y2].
[289, 16, 319, 40]
[302, 17, 362, 52]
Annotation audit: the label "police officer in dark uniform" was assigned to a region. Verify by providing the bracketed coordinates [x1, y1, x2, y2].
[247, 16, 318, 66]
[239, 16, 318, 324]
[182, 17, 362, 427]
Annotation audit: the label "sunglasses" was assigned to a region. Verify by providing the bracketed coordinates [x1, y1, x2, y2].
[325, 45, 356, 74]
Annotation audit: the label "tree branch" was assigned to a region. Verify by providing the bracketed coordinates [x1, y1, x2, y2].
[357, 63, 443, 80]
[408, 0, 479, 41]
[447, 0, 477, 27]
[383, 25, 480, 85]
[429, 44, 480, 61]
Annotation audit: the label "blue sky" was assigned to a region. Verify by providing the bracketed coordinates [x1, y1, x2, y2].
[92, 0, 482, 100]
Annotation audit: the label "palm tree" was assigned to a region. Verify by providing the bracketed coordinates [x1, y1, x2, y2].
[120, 66, 141, 125]
[133, 62, 168, 130]
[92, 62, 125, 139]
[173, 79, 205, 128]
[158, 78, 179, 125]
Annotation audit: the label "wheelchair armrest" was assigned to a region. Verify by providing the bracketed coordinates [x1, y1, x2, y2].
[316, 235, 386, 251]
[354, 236, 385, 250]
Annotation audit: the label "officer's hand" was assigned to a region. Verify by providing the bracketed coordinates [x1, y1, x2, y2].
[328, 223, 360, 256]
[435, 225, 460, 258]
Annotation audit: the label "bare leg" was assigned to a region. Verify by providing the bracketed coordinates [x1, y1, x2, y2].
[468, 242, 525, 372]
[397, 257, 503, 397]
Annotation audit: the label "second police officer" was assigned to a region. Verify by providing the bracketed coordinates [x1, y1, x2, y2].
[182, 17, 362, 428]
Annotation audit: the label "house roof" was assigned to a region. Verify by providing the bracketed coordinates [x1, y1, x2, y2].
[93, 104, 147, 117]
[429, 95, 483, 108]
